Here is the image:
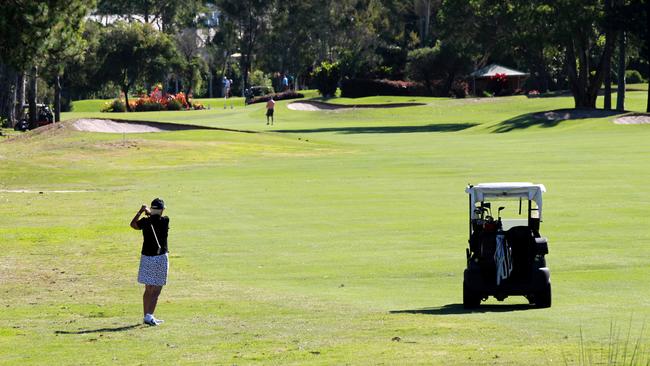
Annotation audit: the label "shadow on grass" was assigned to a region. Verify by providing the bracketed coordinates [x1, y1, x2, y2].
[493, 109, 624, 133]
[492, 114, 564, 133]
[55, 324, 143, 334]
[274, 123, 478, 134]
[390, 303, 534, 315]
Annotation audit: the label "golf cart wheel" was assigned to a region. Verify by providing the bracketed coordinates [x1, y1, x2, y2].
[463, 282, 481, 309]
[535, 283, 552, 308]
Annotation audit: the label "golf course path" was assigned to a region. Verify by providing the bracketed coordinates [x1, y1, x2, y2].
[287, 100, 426, 111]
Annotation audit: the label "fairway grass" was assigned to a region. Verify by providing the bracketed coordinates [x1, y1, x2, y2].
[1, 90, 650, 364]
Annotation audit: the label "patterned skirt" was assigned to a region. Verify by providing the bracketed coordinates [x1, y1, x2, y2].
[137, 253, 169, 286]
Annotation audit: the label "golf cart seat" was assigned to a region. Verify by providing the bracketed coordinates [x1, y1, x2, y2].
[505, 226, 535, 281]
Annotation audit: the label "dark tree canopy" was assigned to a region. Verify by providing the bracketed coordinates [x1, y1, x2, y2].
[1, 0, 649, 124]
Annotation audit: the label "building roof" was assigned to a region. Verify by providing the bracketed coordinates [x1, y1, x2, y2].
[470, 64, 529, 78]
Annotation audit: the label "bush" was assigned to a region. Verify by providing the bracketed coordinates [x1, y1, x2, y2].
[406, 47, 440, 92]
[101, 99, 127, 112]
[247, 90, 305, 105]
[311, 61, 340, 97]
[450, 79, 469, 98]
[100, 88, 200, 112]
[249, 70, 274, 92]
[134, 97, 164, 112]
[249, 85, 274, 97]
[625, 69, 645, 84]
[167, 99, 182, 110]
[340, 78, 427, 98]
[488, 73, 509, 95]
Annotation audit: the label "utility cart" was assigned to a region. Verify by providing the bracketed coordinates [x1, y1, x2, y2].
[463, 183, 551, 308]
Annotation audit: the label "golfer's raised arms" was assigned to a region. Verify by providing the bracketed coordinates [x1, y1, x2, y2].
[130, 204, 149, 230]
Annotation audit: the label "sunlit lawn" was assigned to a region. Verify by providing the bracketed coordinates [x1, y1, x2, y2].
[0, 88, 649, 364]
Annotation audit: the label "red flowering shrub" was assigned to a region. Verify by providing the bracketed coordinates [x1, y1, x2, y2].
[488, 73, 510, 95]
[102, 86, 203, 112]
[450, 79, 469, 98]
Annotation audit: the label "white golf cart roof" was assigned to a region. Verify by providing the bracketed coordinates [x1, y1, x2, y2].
[466, 182, 546, 218]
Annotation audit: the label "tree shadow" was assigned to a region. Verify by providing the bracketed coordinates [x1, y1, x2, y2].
[492, 114, 564, 133]
[390, 303, 534, 315]
[493, 109, 624, 133]
[274, 123, 477, 134]
[55, 324, 143, 334]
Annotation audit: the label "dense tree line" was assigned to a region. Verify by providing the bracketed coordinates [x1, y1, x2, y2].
[0, 0, 648, 127]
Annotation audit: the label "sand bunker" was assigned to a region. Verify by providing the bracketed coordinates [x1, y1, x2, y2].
[614, 114, 650, 125]
[72, 119, 211, 133]
[533, 109, 622, 121]
[287, 100, 425, 111]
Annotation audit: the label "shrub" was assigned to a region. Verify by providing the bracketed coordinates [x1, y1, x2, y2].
[134, 96, 164, 112]
[101, 99, 127, 112]
[248, 85, 274, 97]
[406, 46, 441, 94]
[340, 78, 427, 98]
[250, 70, 274, 92]
[488, 73, 509, 95]
[247, 90, 305, 105]
[527, 90, 541, 98]
[449, 79, 469, 98]
[167, 99, 182, 110]
[625, 69, 645, 84]
[311, 61, 340, 97]
[100, 87, 200, 112]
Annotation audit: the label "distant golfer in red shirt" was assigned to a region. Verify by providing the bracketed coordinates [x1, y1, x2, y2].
[266, 97, 275, 125]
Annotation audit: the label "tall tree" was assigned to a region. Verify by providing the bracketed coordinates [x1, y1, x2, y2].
[0, 0, 84, 126]
[549, 0, 616, 109]
[41, 1, 94, 122]
[217, 0, 271, 91]
[96, 22, 179, 111]
[175, 28, 209, 95]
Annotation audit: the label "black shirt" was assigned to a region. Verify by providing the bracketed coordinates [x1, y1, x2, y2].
[137, 215, 169, 256]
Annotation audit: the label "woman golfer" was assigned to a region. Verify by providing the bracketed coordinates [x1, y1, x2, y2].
[130, 198, 169, 326]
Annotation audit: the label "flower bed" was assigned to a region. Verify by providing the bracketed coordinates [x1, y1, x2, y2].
[101, 86, 204, 112]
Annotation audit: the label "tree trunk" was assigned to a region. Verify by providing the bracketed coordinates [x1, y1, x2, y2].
[647, 3, 650, 113]
[209, 71, 213, 98]
[143, 0, 150, 23]
[424, 0, 431, 45]
[54, 75, 61, 122]
[603, 0, 613, 110]
[616, 31, 626, 111]
[122, 85, 131, 112]
[566, 28, 616, 109]
[0, 63, 18, 127]
[28, 66, 38, 129]
[15, 71, 25, 127]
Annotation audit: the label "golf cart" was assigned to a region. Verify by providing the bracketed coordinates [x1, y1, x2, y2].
[463, 183, 551, 308]
[13, 104, 54, 131]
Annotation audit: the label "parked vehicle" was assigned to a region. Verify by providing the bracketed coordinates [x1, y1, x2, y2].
[14, 104, 54, 131]
[463, 183, 551, 308]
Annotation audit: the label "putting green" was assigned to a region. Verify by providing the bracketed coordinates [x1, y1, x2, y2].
[0, 89, 649, 365]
